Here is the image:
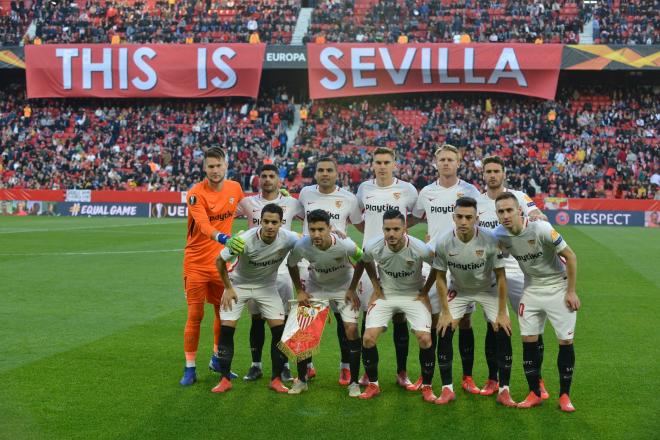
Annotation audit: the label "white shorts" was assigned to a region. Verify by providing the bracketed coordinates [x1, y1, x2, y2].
[221, 285, 286, 322]
[518, 279, 576, 340]
[448, 283, 507, 323]
[248, 272, 293, 315]
[365, 296, 432, 333]
[307, 281, 359, 324]
[426, 264, 476, 316]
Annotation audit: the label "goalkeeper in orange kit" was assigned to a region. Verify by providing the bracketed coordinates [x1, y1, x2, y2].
[180, 147, 246, 386]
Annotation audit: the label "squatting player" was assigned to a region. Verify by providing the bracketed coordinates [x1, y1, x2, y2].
[235, 164, 303, 382]
[412, 144, 482, 394]
[476, 155, 549, 397]
[286, 209, 363, 396]
[434, 197, 515, 407]
[298, 156, 362, 385]
[348, 209, 436, 402]
[494, 192, 580, 412]
[356, 147, 419, 389]
[180, 147, 244, 386]
[212, 203, 299, 394]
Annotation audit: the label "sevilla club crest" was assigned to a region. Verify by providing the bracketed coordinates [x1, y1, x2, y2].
[475, 249, 484, 258]
[335, 200, 343, 208]
[393, 192, 401, 200]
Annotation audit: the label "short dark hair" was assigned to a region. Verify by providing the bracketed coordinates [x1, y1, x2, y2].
[383, 208, 405, 223]
[307, 209, 330, 226]
[260, 164, 279, 175]
[455, 196, 477, 210]
[495, 192, 519, 205]
[261, 203, 283, 220]
[483, 155, 505, 171]
[316, 156, 338, 170]
[204, 147, 226, 161]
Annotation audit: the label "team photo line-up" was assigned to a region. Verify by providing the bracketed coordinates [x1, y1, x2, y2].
[180, 144, 580, 412]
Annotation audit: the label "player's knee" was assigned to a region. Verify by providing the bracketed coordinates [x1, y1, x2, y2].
[344, 324, 358, 340]
[522, 335, 539, 343]
[362, 332, 377, 348]
[417, 332, 432, 349]
[186, 303, 204, 325]
[458, 315, 472, 329]
[559, 339, 573, 346]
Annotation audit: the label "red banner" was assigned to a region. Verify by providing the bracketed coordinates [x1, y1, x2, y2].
[25, 44, 265, 98]
[307, 43, 562, 100]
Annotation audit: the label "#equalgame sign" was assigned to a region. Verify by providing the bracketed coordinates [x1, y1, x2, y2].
[307, 43, 563, 100]
[25, 44, 265, 98]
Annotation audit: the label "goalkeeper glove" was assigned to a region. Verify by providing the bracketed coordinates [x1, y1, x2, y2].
[226, 234, 246, 255]
[279, 187, 290, 197]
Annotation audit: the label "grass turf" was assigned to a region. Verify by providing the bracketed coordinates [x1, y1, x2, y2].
[0, 217, 658, 439]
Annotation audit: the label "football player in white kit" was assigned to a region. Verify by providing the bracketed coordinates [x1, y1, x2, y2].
[476, 155, 549, 397]
[298, 156, 363, 385]
[286, 209, 363, 396]
[494, 192, 580, 412]
[411, 144, 482, 394]
[347, 209, 436, 402]
[433, 197, 516, 407]
[234, 164, 304, 383]
[212, 203, 299, 394]
[355, 147, 420, 389]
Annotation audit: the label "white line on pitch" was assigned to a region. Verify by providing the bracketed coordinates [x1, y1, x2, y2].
[0, 221, 182, 235]
[0, 249, 184, 256]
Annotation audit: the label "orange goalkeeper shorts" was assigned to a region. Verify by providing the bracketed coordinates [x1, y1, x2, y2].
[184, 276, 225, 306]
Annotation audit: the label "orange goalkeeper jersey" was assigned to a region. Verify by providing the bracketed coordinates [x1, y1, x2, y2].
[183, 179, 244, 278]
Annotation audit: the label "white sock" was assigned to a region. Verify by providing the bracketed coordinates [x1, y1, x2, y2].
[284, 362, 290, 368]
[340, 362, 350, 369]
[251, 362, 262, 368]
[370, 381, 379, 386]
[442, 384, 454, 392]
[186, 360, 196, 368]
[499, 385, 510, 394]
[307, 362, 314, 368]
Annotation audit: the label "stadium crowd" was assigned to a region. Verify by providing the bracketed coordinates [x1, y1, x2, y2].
[591, 0, 659, 44]
[31, 0, 300, 44]
[308, 0, 590, 44]
[0, 0, 33, 46]
[0, 81, 657, 200]
[290, 85, 659, 200]
[0, 84, 295, 191]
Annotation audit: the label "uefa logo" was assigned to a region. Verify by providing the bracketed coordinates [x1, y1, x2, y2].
[556, 211, 570, 226]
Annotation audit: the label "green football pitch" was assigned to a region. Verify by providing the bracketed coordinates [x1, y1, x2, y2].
[1, 217, 658, 439]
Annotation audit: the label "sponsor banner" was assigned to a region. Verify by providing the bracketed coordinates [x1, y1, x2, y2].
[56, 202, 148, 217]
[263, 45, 307, 69]
[548, 210, 645, 227]
[307, 43, 562, 100]
[0, 47, 25, 69]
[149, 203, 188, 218]
[0, 200, 58, 216]
[26, 44, 265, 98]
[562, 45, 660, 70]
[66, 189, 92, 202]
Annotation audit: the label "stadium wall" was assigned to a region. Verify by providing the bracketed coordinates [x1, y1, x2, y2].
[2, 189, 658, 227]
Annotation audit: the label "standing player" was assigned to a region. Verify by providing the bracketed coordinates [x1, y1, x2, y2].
[494, 193, 580, 412]
[433, 197, 515, 407]
[235, 164, 304, 382]
[476, 155, 549, 397]
[298, 156, 363, 385]
[212, 204, 299, 394]
[412, 144, 482, 394]
[180, 147, 244, 386]
[286, 209, 363, 396]
[356, 147, 419, 389]
[347, 209, 436, 401]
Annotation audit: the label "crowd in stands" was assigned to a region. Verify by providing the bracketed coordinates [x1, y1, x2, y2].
[1, 80, 657, 200]
[31, 0, 300, 44]
[0, 0, 33, 46]
[0, 84, 295, 191]
[308, 0, 590, 44]
[591, 0, 659, 44]
[290, 85, 659, 200]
